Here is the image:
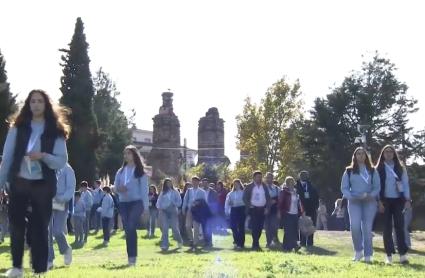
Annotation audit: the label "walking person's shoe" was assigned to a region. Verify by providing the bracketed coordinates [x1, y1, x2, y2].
[47, 261, 54, 270]
[64, 247, 73, 266]
[400, 254, 409, 264]
[352, 251, 364, 262]
[364, 256, 372, 263]
[5, 267, 23, 278]
[128, 257, 136, 267]
[385, 255, 392, 265]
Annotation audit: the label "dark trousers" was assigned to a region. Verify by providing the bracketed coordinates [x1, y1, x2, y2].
[8, 178, 54, 273]
[282, 213, 299, 251]
[202, 218, 213, 247]
[102, 217, 111, 242]
[230, 206, 245, 248]
[250, 207, 265, 248]
[383, 198, 408, 256]
[119, 200, 144, 258]
[300, 210, 316, 246]
[67, 213, 74, 234]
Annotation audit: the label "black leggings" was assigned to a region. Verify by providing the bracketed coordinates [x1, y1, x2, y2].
[8, 178, 54, 273]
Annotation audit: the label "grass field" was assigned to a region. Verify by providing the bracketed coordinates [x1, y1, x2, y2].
[0, 229, 424, 277]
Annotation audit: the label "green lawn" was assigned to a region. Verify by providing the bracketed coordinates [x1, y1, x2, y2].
[0, 229, 424, 277]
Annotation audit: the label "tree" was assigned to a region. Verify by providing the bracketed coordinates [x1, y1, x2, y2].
[235, 77, 303, 181]
[298, 53, 422, 202]
[0, 50, 17, 149]
[59, 17, 99, 184]
[93, 68, 131, 181]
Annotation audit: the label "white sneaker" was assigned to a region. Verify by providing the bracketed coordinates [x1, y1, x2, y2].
[353, 251, 364, 261]
[385, 255, 392, 265]
[177, 242, 183, 249]
[47, 261, 54, 270]
[364, 256, 372, 263]
[5, 267, 23, 278]
[64, 247, 72, 266]
[400, 254, 409, 264]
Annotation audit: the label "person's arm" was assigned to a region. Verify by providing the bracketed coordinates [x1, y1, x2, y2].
[341, 171, 354, 200]
[173, 190, 182, 208]
[402, 169, 411, 201]
[370, 169, 381, 198]
[56, 166, 76, 203]
[224, 192, 231, 217]
[41, 137, 68, 170]
[0, 128, 17, 190]
[242, 185, 250, 206]
[156, 193, 163, 209]
[182, 190, 189, 212]
[141, 175, 149, 212]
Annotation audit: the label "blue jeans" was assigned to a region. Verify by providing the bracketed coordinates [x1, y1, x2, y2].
[119, 200, 144, 258]
[73, 216, 85, 243]
[148, 208, 158, 236]
[48, 208, 71, 263]
[348, 199, 377, 257]
[159, 206, 183, 250]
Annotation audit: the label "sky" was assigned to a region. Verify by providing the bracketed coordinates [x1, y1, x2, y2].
[1, 0, 424, 165]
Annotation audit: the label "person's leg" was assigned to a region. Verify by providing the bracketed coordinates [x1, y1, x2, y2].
[288, 214, 299, 250]
[8, 180, 30, 270]
[76, 217, 84, 243]
[29, 181, 54, 273]
[203, 217, 213, 247]
[307, 211, 316, 246]
[238, 207, 246, 248]
[270, 212, 279, 244]
[282, 213, 290, 250]
[230, 208, 238, 246]
[193, 219, 201, 247]
[102, 217, 111, 242]
[47, 216, 55, 264]
[250, 208, 260, 248]
[404, 207, 412, 249]
[83, 211, 90, 242]
[125, 201, 144, 259]
[348, 201, 363, 254]
[362, 200, 377, 258]
[185, 211, 194, 245]
[160, 210, 170, 250]
[170, 208, 183, 245]
[393, 199, 408, 255]
[383, 199, 396, 256]
[53, 209, 70, 255]
[264, 213, 271, 246]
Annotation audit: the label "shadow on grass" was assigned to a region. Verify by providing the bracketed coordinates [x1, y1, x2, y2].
[373, 246, 425, 256]
[92, 243, 108, 250]
[157, 248, 180, 254]
[70, 242, 84, 250]
[103, 264, 131, 270]
[302, 246, 337, 256]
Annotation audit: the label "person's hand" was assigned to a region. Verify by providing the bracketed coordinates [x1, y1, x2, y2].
[264, 208, 269, 215]
[271, 199, 277, 205]
[28, 152, 45, 161]
[404, 200, 412, 210]
[379, 201, 385, 213]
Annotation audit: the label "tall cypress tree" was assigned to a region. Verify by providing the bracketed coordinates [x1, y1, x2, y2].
[59, 18, 99, 184]
[0, 50, 17, 150]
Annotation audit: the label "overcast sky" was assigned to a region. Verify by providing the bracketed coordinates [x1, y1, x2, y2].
[1, 0, 424, 165]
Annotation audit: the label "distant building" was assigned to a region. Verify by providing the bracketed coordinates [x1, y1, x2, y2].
[131, 127, 153, 159]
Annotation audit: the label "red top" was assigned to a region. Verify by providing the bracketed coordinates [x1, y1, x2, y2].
[278, 187, 304, 216]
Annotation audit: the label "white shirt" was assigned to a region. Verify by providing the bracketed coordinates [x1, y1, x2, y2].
[289, 192, 298, 215]
[251, 184, 266, 207]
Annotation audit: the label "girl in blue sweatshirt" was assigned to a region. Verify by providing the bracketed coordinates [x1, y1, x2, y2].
[341, 147, 380, 263]
[114, 145, 149, 266]
[157, 178, 183, 251]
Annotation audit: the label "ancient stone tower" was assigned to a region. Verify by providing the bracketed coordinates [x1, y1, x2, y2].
[197, 107, 227, 166]
[148, 92, 181, 184]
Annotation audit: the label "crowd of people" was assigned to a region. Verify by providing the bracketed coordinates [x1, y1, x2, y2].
[0, 89, 414, 277]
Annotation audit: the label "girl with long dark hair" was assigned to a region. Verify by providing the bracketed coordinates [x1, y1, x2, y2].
[113, 145, 148, 266]
[0, 90, 69, 277]
[341, 147, 380, 263]
[156, 178, 183, 251]
[376, 145, 411, 264]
